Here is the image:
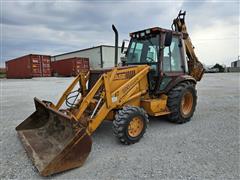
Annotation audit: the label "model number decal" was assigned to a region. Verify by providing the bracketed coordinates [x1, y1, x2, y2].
[114, 70, 135, 80]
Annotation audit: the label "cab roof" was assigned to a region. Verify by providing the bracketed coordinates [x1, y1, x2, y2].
[130, 27, 182, 38]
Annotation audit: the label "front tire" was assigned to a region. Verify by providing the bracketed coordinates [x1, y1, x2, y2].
[113, 106, 149, 145]
[167, 81, 197, 123]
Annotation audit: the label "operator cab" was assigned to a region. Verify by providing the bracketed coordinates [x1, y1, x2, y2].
[122, 27, 188, 94]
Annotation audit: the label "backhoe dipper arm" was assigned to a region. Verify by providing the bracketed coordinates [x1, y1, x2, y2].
[172, 10, 204, 81]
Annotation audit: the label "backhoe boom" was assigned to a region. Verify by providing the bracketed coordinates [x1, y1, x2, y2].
[172, 10, 204, 81]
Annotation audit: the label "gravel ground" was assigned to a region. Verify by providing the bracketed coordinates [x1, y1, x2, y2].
[0, 73, 239, 179]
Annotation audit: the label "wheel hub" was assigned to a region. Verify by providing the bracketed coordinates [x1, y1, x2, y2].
[181, 91, 193, 116]
[128, 117, 143, 137]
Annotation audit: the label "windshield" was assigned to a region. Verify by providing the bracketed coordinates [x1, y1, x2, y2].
[126, 35, 159, 64]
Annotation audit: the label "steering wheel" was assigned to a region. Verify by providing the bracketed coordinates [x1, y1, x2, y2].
[146, 56, 155, 62]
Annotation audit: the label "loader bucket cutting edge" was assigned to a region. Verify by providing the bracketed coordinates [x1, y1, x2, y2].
[16, 98, 92, 176]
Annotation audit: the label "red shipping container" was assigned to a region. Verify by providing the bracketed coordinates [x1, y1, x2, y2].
[52, 57, 89, 77]
[5, 54, 51, 78]
[41, 56, 51, 77]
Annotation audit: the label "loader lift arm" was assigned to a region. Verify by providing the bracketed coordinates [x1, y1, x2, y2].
[54, 65, 150, 134]
[172, 10, 204, 81]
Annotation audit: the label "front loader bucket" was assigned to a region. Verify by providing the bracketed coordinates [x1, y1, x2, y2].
[16, 98, 92, 176]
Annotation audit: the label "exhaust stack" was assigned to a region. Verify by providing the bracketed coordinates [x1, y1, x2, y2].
[112, 24, 118, 67]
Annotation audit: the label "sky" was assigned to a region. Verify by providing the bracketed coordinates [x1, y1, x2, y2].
[1, 0, 239, 67]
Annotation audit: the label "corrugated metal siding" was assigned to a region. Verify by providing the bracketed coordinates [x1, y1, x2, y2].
[41, 56, 51, 77]
[74, 58, 89, 75]
[31, 55, 42, 77]
[52, 59, 73, 76]
[6, 54, 51, 78]
[231, 60, 240, 68]
[51, 47, 101, 69]
[102, 46, 124, 68]
[6, 55, 32, 78]
[52, 57, 89, 76]
[51, 46, 125, 69]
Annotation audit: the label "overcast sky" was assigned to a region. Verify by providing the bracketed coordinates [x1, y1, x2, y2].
[1, 0, 239, 67]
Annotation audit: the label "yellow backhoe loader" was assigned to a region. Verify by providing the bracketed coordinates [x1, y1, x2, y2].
[16, 11, 204, 176]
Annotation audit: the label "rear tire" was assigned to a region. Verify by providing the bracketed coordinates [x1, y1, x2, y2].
[113, 106, 149, 145]
[167, 81, 197, 123]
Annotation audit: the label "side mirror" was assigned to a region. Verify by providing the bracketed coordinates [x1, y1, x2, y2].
[121, 41, 125, 53]
[121, 39, 129, 53]
[164, 31, 172, 47]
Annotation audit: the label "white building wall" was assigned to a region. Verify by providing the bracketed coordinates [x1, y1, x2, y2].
[51, 47, 101, 69]
[231, 60, 240, 68]
[102, 46, 124, 68]
[51, 46, 126, 69]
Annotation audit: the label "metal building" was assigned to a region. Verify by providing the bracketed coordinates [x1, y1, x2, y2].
[231, 60, 240, 68]
[51, 45, 125, 69]
[228, 57, 240, 72]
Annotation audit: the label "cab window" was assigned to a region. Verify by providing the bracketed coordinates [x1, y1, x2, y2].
[127, 35, 159, 64]
[163, 36, 182, 72]
[129, 42, 143, 63]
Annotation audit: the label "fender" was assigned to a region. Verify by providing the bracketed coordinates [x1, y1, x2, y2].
[164, 75, 196, 94]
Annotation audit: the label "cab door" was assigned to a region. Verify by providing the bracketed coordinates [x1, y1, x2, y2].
[158, 35, 186, 92]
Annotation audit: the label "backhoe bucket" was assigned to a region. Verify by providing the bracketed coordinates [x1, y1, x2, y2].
[16, 98, 92, 176]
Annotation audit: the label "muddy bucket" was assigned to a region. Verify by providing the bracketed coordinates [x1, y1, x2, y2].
[16, 98, 92, 176]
